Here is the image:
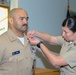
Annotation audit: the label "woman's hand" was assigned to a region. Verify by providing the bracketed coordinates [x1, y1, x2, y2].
[28, 37, 40, 46]
[27, 30, 36, 38]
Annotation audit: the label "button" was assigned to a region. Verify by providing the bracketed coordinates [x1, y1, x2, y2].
[26, 57, 27, 59]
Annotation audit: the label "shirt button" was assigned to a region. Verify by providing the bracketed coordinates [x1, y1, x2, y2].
[26, 57, 27, 59]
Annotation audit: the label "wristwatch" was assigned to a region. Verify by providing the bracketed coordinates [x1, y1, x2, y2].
[37, 41, 43, 48]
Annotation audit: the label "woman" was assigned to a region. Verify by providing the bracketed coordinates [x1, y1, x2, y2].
[27, 16, 76, 75]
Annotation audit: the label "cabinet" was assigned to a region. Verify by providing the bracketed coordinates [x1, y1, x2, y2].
[35, 68, 60, 75]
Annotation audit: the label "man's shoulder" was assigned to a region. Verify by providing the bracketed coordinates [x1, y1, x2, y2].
[0, 31, 8, 41]
[0, 31, 8, 36]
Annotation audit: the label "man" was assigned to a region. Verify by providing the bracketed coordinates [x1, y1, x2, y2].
[0, 8, 35, 75]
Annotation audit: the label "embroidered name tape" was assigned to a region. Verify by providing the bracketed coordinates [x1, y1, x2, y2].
[12, 50, 20, 55]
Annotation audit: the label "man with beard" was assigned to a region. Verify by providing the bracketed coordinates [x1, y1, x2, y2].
[0, 8, 36, 75]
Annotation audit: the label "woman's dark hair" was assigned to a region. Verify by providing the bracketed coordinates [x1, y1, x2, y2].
[62, 16, 76, 33]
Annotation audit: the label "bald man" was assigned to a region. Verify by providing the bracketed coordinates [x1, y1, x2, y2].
[0, 8, 36, 75]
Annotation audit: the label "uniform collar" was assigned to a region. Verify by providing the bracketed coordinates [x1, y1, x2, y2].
[7, 28, 27, 42]
[73, 40, 76, 46]
[69, 40, 76, 46]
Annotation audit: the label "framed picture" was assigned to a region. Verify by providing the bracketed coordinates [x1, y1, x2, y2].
[0, 5, 9, 35]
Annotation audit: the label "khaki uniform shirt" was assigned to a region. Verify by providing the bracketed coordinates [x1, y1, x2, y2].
[0, 29, 36, 75]
[57, 36, 76, 75]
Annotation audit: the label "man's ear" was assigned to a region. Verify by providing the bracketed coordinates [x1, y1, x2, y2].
[8, 17, 13, 25]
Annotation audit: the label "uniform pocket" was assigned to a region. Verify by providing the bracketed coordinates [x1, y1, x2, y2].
[9, 54, 24, 62]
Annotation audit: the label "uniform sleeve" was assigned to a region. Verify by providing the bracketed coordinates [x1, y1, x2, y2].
[56, 36, 65, 46]
[61, 47, 76, 67]
[0, 43, 4, 64]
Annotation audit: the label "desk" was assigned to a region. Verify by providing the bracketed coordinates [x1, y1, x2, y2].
[35, 68, 60, 75]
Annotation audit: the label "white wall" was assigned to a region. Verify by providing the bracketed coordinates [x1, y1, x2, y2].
[18, 0, 67, 69]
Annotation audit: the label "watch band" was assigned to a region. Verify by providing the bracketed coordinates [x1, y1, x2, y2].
[37, 41, 43, 48]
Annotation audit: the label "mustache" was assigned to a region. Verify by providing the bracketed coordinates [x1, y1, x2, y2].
[23, 24, 28, 26]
